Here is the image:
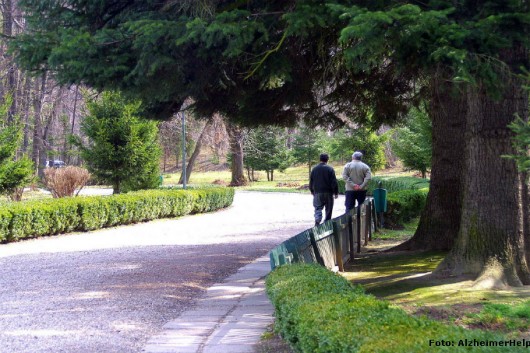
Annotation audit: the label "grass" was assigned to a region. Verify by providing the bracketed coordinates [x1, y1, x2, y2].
[162, 164, 417, 192]
[342, 219, 530, 338]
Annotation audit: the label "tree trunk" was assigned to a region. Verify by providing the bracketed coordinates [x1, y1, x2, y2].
[227, 122, 247, 186]
[21, 75, 32, 154]
[392, 75, 466, 251]
[3, 0, 18, 124]
[179, 119, 212, 184]
[271, 169, 274, 181]
[32, 74, 46, 177]
[436, 48, 530, 287]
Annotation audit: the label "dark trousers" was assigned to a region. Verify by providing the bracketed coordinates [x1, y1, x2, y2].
[313, 193, 334, 224]
[345, 190, 367, 213]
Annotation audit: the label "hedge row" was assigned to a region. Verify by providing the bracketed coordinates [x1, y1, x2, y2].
[266, 264, 523, 353]
[338, 176, 430, 195]
[0, 187, 234, 243]
[338, 176, 429, 227]
[385, 188, 429, 227]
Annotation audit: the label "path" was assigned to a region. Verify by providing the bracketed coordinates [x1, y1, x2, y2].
[0, 191, 345, 353]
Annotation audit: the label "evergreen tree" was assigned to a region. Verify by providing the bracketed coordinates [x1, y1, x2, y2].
[291, 127, 325, 180]
[326, 127, 387, 171]
[391, 108, 432, 178]
[0, 98, 34, 199]
[71, 91, 161, 194]
[244, 126, 291, 181]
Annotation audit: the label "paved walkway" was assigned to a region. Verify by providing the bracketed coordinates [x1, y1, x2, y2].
[143, 256, 272, 353]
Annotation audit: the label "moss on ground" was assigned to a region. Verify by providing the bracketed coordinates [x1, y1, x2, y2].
[343, 220, 530, 338]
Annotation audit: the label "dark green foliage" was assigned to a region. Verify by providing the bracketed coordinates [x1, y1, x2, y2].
[0, 187, 234, 242]
[71, 91, 161, 194]
[391, 108, 432, 178]
[266, 263, 524, 353]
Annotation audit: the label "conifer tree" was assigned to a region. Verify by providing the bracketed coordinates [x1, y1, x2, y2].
[71, 92, 161, 194]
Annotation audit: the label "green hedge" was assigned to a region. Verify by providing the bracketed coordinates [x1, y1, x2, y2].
[1, 187, 234, 242]
[338, 176, 429, 227]
[385, 188, 429, 228]
[266, 264, 524, 353]
[338, 176, 430, 195]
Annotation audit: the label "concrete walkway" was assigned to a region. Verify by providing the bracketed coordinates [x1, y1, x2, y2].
[143, 256, 273, 353]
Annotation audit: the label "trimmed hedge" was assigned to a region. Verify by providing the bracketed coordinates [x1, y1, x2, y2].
[385, 188, 429, 227]
[338, 176, 429, 227]
[338, 176, 430, 195]
[0, 187, 234, 243]
[266, 264, 525, 353]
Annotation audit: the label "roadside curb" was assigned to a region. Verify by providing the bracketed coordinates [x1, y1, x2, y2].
[143, 255, 273, 353]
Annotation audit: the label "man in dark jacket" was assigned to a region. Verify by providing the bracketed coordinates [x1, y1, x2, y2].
[309, 153, 339, 226]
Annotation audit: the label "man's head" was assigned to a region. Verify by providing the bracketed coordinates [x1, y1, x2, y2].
[320, 153, 329, 163]
[352, 151, 363, 161]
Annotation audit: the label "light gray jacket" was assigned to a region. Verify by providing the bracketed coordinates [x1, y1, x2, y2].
[342, 160, 372, 191]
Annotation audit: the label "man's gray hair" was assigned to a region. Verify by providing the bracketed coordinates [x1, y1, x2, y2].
[352, 151, 363, 160]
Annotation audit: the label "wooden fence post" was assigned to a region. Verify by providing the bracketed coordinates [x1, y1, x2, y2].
[348, 213, 354, 262]
[309, 229, 325, 266]
[332, 221, 344, 272]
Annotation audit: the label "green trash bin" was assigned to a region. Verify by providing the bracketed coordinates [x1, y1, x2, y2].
[373, 188, 387, 212]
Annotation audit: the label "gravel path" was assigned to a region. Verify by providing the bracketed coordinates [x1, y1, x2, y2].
[0, 191, 345, 353]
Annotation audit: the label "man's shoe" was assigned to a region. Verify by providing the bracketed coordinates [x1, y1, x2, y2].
[315, 221, 320, 227]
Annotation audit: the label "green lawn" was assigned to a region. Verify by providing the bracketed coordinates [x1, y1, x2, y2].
[162, 164, 416, 192]
[343, 220, 530, 337]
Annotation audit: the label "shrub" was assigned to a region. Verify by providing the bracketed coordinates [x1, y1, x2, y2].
[385, 188, 428, 227]
[43, 166, 91, 198]
[266, 264, 524, 353]
[338, 176, 429, 195]
[0, 187, 234, 242]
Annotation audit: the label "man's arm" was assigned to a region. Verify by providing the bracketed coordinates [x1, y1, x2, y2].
[330, 168, 339, 197]
[342, 165, 355, 188]
[360, 167, 372, 189]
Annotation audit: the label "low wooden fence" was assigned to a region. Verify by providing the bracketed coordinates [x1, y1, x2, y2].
[270, 198, 376, 271]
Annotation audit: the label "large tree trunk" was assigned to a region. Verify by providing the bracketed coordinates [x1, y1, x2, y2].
[393, 75, 466, 251]
[226, 122, 247, 186]
[179, 119, 212, 184]
[436, 48, 530, 287]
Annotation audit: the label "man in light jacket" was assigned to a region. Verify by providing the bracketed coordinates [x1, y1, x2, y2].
[342, 151, 371, 213]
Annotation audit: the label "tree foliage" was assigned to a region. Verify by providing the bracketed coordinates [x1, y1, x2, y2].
[325, 127, 387, 171]
[0, 98, 34, 199]
[244, 126, 291, 181]
[391, 108, 432, 178]
[290, 127, 327, 178]
[71, 91, 161, 194]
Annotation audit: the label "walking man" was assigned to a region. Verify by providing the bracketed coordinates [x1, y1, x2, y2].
[343, 151, 372, 213]
[309, 153, 339, 227]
